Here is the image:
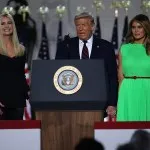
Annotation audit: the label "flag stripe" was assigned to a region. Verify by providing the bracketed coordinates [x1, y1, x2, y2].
[23, 63, 32, 120]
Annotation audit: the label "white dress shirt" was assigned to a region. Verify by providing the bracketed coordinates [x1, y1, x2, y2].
[79, 36, 93, 59]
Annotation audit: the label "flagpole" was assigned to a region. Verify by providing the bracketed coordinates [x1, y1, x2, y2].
[93, 0, 105, 15]
[56, 5, 66, 49]
[38, 6, 49, 22]
[120, 0, 131, 15]
[121, 0, 131, 42]
[110, 1, 121, 17]
[1, 6, 15, 15]
[56, 5, 66, 20]
[38, 6, 50, 60]
[18, 5, 30, 22]
[110, 1, 122, 52]
[93, 0, 104, 38]
[141, 0, 150, 14]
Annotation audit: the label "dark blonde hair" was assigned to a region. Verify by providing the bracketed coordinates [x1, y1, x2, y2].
[0, 13, 24, 56]
[125, 14, 150, 55]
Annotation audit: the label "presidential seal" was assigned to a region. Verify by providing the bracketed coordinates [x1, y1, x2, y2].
[53, 66, 83, 94]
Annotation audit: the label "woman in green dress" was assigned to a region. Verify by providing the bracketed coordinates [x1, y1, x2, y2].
[117, 14, 150, 121]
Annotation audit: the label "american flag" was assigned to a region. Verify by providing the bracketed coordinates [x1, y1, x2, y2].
[111, 16, 119, 65]
[56, 19, 63, 49]
[111, 16, 118, 51]
[122, 15, 128, 43]
[23, 63, 32, 120]
[38, 22, 50, 60]
[94, 16, 101, 38]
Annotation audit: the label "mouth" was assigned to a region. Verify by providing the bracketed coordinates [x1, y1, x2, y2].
[4, 29, 10, 31]
[134, 35, 141, 37]
[134, 33, 140, 36]
[79, 33, 85, 36]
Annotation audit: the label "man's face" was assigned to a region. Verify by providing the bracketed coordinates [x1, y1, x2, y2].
[75, 17, 94, 41]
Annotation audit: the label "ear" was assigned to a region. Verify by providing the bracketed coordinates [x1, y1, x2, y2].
[92, 25, 95, 32]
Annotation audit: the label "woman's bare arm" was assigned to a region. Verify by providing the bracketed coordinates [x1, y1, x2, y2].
[118, 51, 124, 87]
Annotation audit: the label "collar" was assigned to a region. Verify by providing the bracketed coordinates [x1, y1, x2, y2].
[79, 35, 93, 44]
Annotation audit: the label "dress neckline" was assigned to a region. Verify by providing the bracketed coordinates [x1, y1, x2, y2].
[130, 43, 144, 47]
[0, 53, 17, 59]
[131, 43, 143, 45]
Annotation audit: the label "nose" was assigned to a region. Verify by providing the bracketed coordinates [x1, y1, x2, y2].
[78, 25, 83, 31]
[4, 23, 9, 28]
[135, 27, 139, 33]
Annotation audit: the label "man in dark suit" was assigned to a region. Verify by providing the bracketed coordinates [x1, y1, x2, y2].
[55, 12, 118, 120]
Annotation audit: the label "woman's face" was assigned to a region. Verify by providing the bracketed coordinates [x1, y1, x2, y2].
[1, 16, 13, 36]
[131, 21, 146, 43]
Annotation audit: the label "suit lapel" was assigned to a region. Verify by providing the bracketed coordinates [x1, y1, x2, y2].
[90, 36, 101, 59]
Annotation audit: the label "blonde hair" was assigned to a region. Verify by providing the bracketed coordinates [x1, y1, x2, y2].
[0, 13, 25, 56]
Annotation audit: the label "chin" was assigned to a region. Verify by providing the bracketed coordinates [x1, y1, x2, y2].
[3, 33, 12, 36]
[79, 37, 88, 41]
[134, 35, 145, 41]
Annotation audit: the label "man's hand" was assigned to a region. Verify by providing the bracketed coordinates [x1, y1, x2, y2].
[106, 106, 116, 117]
[0, 102, 4, 115]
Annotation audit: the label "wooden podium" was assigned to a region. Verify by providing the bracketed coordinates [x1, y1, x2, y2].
[31, 60, 108, 150]
[36, 111, 102, 150]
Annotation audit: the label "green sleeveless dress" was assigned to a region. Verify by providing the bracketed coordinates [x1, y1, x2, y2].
[117, 43, 150, 121]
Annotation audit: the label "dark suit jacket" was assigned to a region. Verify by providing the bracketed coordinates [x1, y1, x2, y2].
[55, 35, 118, 106]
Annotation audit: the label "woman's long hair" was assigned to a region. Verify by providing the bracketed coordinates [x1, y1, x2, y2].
[125, 14, 150, 55]
[0, 13, 24, 56]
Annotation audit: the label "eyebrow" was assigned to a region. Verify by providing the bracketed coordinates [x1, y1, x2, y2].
[132, 24, 142, 27]
[1, 20, 12, 23]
